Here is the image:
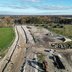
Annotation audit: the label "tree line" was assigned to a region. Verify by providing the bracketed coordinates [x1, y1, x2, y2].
[0, 16, 72, 27]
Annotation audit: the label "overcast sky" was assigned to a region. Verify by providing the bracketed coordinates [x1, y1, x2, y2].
[0, 0, 72, 15]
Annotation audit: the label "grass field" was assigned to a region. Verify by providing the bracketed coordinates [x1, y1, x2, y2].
[50, 25, 72, 39]
[37, 24, 72, 39]
[0, 28, 15, 57]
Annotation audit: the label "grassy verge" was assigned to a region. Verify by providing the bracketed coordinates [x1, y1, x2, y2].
[40, 24, 72, 49]
[37, 53, 45, 63]
[50, 25, 72, 39]
[0, 27, 15, 57]
[39, 24, 72, 39]
[37, 53, 45, 72]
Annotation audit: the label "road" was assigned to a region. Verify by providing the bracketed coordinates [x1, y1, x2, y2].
[22, 25, 37, 72]
[0, 25, 38, 72]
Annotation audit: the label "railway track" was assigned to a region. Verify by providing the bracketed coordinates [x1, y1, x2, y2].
[2, 26, 19, 72]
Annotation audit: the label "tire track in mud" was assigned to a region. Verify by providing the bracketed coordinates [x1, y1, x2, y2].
[2, 26, 19, 72]
[28, 30, 36, 43]
[2, 25, 36, 72]
[21, 26, 28, 44]
[20, 26, 36, 72]
[20, 26, 28, 72]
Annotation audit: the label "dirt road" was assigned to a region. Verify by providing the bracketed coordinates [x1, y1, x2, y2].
[0, 25, 26, 72]
[0, 25, 38, 72]
[0, 25, 72, 72]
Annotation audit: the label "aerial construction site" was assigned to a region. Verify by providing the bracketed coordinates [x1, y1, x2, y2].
[0, 18, 72, 72]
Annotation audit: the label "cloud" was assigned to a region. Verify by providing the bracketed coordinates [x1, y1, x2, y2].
[0, 5, 72, 15]
[7, 5, 28, 9]
[35, 6, 72, 10]
[0, 4, 29, 9]
[21, 0, 40, 2]
[0, 0, 72, 15]
[28, 0, 38, 2]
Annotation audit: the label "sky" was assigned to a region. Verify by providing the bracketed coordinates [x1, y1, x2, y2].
[0, 0, 72, 15]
